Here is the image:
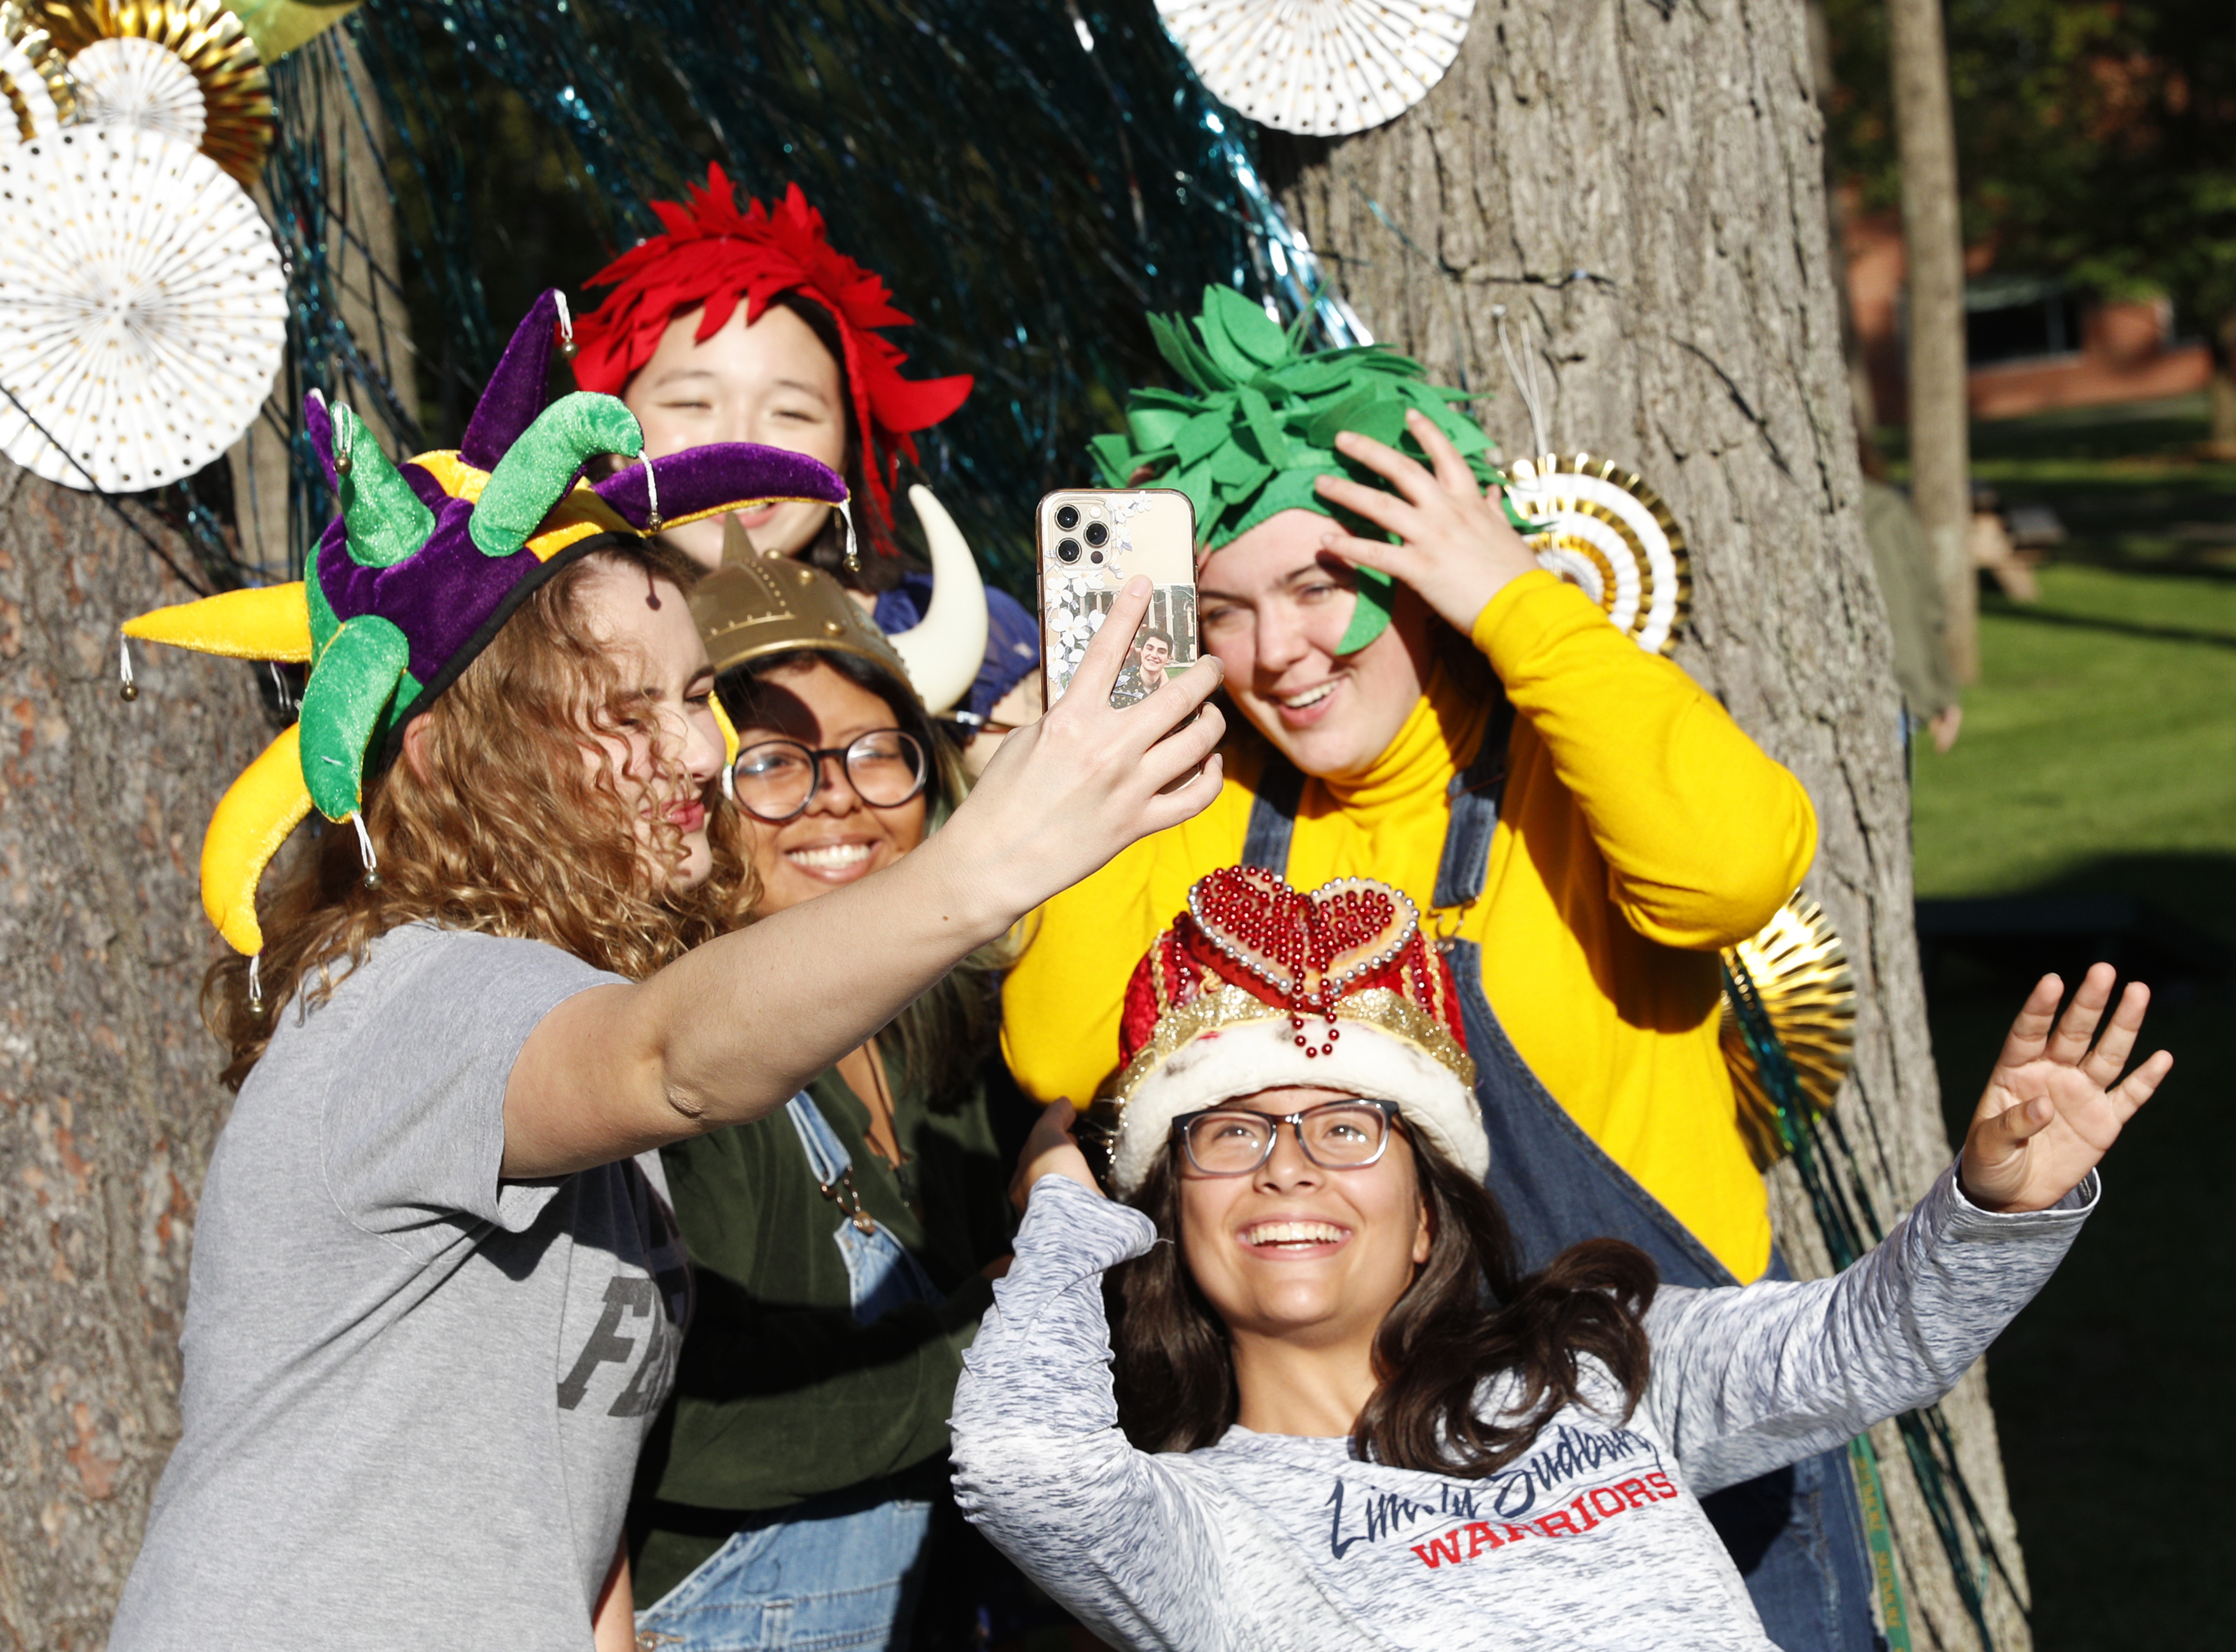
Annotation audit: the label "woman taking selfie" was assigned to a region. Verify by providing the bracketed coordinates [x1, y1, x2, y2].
[105, 294, 1224, 1652]
[958, 867, 2169, 1651]
[627, 544, 1018, 1648]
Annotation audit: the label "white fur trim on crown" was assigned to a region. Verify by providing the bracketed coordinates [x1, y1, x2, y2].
[1109, 1017, 1487, 1195]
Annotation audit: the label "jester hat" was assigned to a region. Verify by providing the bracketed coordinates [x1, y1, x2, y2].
[123, 290, 847, 957]
[570, 168, 971, 549]
[1093, 287, 1533, 652]
[1105, 866, 1483, 1195]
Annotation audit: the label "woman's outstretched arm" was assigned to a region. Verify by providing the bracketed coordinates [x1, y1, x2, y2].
[951, 1124, 1232, 1652]
[501, 577, 1227, 1177]
[1646, 967, 2169, 1494]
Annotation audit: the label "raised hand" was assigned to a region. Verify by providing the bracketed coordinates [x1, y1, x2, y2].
[1959, 964, 2172, 1213]
[947, 575, 1225, 918]
[1310, 408, 1542, 635]
[1009, 1099, 1103, 1213]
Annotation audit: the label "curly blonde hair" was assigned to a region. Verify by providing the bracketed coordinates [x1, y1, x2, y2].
[206, 539, 757, 1089]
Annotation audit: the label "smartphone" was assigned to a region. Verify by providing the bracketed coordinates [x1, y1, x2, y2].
[1036, 488, 1199, 710]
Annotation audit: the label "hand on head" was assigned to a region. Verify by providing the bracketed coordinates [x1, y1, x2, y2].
[1959, 963, 2172, 1212]
[1311, 409, 1543, 636]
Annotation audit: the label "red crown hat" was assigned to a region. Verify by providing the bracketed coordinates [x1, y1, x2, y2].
[570, 168, 973, 549]
[1106, 866, 1485, 1195]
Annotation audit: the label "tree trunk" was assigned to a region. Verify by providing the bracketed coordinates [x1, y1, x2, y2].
[0, 464, 271, 1648]
[230, 31, 420, 580]
[2208, 312, 2236, 458]
[1888, 0, 1977, 683]
[1267, 1, 2027, 1646]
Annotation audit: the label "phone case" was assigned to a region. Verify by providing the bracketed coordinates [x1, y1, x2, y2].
[1037, 488, 1199, 710]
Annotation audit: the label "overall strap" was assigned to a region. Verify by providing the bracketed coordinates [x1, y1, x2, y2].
[1240, 755, 1304, 872]
[1432, 689, 1517, 911]
[783, 1091, 852, 1185]
[785, 1092, 878, 1236]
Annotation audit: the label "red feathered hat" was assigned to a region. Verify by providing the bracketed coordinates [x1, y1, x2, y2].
[1105, 866, 1483, 1194]
[570, 168, 972, 547]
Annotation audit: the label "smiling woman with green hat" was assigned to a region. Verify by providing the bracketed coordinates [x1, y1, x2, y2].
[104, 292, 1227, 1652]
[1000, 287, 1868, 1646]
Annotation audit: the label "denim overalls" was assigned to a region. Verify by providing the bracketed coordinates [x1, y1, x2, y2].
[635, 1095, 943, 1652]
[1243, 719, 1879, 1652]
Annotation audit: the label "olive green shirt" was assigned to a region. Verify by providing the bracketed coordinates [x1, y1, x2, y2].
[630, 1056, 1014, 1603]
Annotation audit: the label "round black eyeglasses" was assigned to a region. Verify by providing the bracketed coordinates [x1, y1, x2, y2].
[1171, 1099, 1400, 1176]
[730, 729, 929, 823]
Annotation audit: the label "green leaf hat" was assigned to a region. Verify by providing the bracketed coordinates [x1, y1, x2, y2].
[1090, 286, 1525, 650]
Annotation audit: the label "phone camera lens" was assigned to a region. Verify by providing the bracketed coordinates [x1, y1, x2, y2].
[1056, 538, 1082, 563]
[1054, 504, 1081, 532]
[1089, 549, 1104, 564]
[1084, 521, 1109, 548]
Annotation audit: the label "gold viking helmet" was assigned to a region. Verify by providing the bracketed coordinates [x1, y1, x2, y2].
[693, 518, 913, 678]
[688, 483, 990, 759]
[689, 515, 921, 768]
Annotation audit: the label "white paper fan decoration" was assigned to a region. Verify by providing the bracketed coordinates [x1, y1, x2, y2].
[1157, 0, 1475, 137]
[69, 36, 205, 150]
[1504, 454, 1692, 656]
[0, 124, 284, 492]
[0, 7, 74, 152]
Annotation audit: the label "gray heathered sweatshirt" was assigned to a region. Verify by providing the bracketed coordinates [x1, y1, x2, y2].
[951, 1167, 2093, 1651]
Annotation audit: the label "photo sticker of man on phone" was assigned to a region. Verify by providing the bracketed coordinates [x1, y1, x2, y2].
[1039, 489, 1198, 711]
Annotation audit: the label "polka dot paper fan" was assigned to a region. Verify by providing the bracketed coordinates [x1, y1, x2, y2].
[69, 34, 204, 149]
[1503, 453, 1692, 656]
[1157, 0, 1475, 137]
[0, 123, 284, 492]
[30, 0, 273, 183]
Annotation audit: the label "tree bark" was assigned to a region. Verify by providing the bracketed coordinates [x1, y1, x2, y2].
[1887, 0, 1977, 682]
[2209, 311, 2236, 458]
[229, 31, 420, 580]
[0, 462, 270, 1648]
[1268, 1, 2026, 1646]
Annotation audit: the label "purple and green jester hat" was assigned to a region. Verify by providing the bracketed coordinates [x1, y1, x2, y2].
[1091, 287, 1536, 652]
[120, 291, 847, 960]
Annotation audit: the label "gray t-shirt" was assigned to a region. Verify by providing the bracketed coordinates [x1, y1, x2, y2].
[111, 925, 688, 1652]
[952, 1167, 2094, 1651]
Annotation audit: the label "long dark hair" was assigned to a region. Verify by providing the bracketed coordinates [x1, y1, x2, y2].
[717, 645, 1006, 1098]
[1109, 1122, 1659, 1476]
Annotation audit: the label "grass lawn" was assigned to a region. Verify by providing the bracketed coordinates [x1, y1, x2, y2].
[1898, 393, 2236, 1649]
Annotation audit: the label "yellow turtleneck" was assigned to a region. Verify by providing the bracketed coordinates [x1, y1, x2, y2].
[1000, 571, 1816, 1280]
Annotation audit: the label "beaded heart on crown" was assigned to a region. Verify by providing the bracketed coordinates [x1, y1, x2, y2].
[1184, 866, 1419, 1059]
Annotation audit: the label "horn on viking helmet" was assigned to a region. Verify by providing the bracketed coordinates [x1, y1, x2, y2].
[883, 484, 988, 716]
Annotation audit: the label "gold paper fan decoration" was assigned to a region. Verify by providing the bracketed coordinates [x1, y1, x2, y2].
[1503, 453, 1692, 656]
[1720, 894, 1858, 1169]
[33, 0, 270, 182]
[1, 2, 76, 142]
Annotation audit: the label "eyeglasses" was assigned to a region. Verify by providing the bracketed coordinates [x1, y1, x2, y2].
[729, 729, 929, 823]
[1171, 1099, 1400, 1176]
